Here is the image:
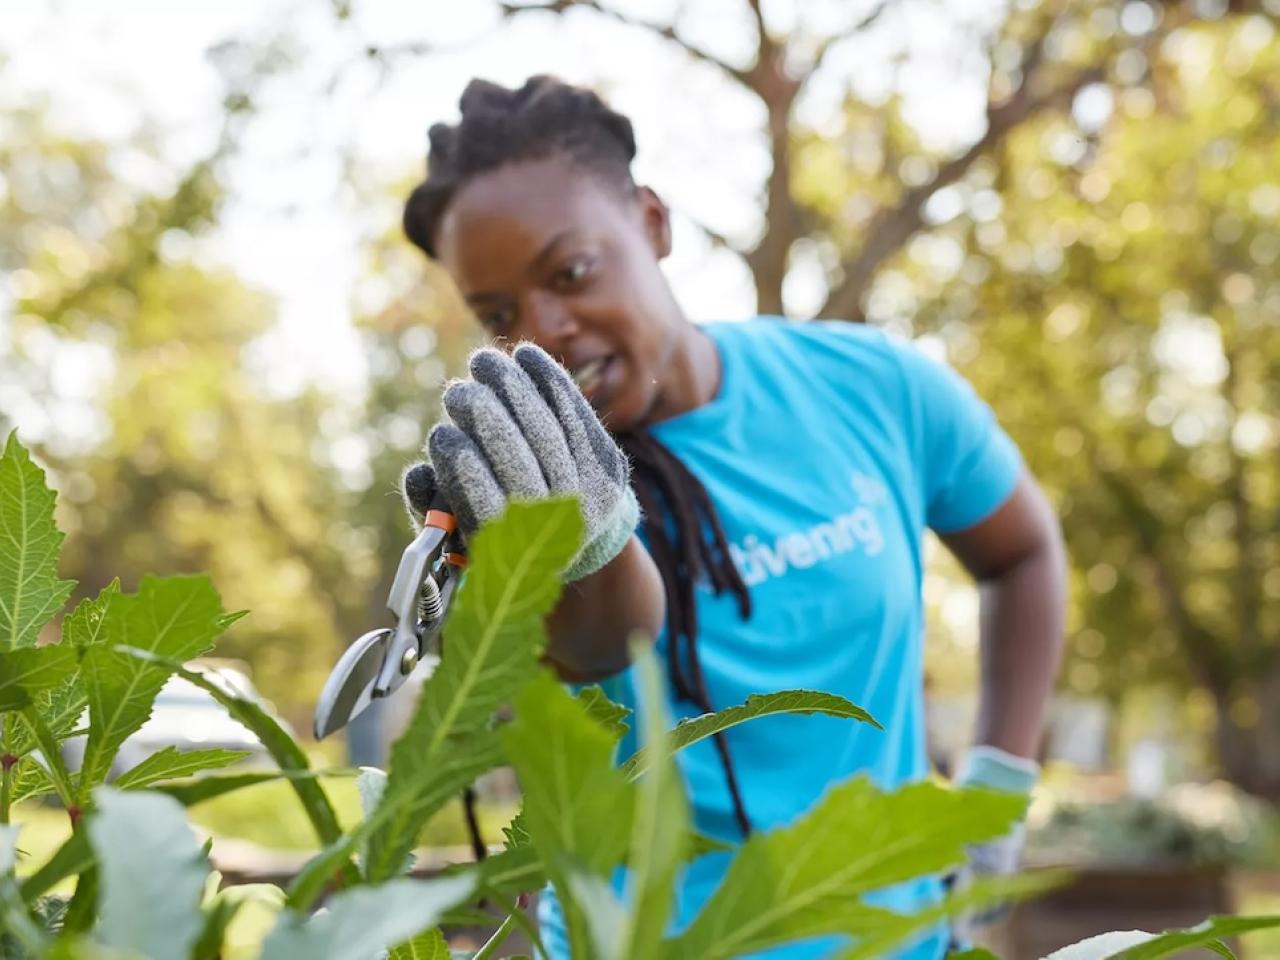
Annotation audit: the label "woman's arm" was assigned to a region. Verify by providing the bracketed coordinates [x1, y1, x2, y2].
[938, 469, 1067, 759]
[543, 535, 667, 683]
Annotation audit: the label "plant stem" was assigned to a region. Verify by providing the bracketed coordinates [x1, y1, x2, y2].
[492, 893, 550, 960]
[472, 912, 518, 960]
[1, 755, 14, 825]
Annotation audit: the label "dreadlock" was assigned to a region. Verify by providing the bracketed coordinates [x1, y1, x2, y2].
[404, 75, 755, 838]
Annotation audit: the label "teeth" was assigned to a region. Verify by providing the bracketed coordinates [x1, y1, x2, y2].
[571, 358, 606, 388]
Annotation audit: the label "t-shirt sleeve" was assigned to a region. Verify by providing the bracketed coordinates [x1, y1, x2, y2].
[890, 337, 1023, 533]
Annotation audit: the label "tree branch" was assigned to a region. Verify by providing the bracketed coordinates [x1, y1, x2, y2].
[498, 0, 752, 88]
[805, 0, 895, 82]
[818, 33, 1103, 320]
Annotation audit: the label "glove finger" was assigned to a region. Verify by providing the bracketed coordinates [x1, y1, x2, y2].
[400, 461, 437, 527]
[468, 347, 579, 495]
[513, 342, 628, 492]
[428, 423, 505, 535]
[442, 379, 549, 502]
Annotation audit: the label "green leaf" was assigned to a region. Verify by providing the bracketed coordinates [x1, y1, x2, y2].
[388, 927, 450, 960]
[0, 645, 79, 710]
[155, 769, 336, 807]
[260, 875, 475, 960]
[665, 779, 1027, 960]
[619, 640, 686, 960]
[116, 651, 346, 853]
[835, 870, 1069, 959]
[113, 747, 254, 790]
[500, 671, 634, 958]
[20, 829, 93, 906]
[472, 841, 544, 903]
[86, 787, 210, 960]
[0, 432, 76, 652]
[2, 825, 51, 954]
[16, 707, 76, 806]
[575, 685, 630, 739]
[362, 498, 583, 884]
[78, 576, 226, 793]
[621, 690, 880, 779]
[9, 757, 56, 806]
[1044, 915, 1280, 959]
[63, 582, 118, 651]
[948, 950, 1001, 959]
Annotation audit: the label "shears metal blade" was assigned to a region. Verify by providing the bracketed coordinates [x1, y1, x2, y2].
[313, 502, 466, 740]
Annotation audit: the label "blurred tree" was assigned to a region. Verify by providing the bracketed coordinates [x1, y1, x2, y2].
[0, 99, 379, 723]
[901, 15, 1280, 796]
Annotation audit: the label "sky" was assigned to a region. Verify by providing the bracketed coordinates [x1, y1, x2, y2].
[3, 0, 1003, 397]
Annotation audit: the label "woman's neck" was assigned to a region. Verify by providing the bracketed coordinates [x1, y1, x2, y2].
[644, 322, 721, 427]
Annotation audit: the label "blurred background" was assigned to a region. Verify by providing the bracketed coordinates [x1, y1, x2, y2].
[4, 0, 1279, 952]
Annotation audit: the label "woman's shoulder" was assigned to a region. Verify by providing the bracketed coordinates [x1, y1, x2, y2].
[702, 315, 907, 379]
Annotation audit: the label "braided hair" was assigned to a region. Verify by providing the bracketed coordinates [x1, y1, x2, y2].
[404, 75, 755, 837]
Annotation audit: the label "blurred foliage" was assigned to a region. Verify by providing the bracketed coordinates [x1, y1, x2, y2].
[896, 15, 1280, 794]
[1027, 780, 1278, 867]
[3, 0, 1280, 800]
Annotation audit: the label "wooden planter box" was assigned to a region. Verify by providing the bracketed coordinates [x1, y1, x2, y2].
[979, 864, 1234, 959]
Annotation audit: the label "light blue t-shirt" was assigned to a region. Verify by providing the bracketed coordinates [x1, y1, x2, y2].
[539, 316, 1023, 959]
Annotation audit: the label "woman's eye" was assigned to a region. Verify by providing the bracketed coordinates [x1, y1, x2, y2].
[552, 257, 593, 290]
[480, 305, 515, 334]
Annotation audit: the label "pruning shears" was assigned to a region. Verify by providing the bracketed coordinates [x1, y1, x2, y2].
[313, 493, 467, 740]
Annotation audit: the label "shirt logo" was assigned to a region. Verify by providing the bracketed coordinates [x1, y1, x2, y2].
[727, 473, 888, 588]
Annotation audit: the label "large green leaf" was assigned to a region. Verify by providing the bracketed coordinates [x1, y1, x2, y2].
[835, 871, 1068, 959]
[0, 646, 79, 709]
[361, 498, 583, 884]
[0, 432, 76, 653]
[112, 650, 347, 881]
[501, 671, 635, 958]
[86, 787, 210, 960]
[1045, 915, 1280, 960]
[620, 690, 880, 778]
[664, 779, 1026, 960]
[618, 641, 686, 960]
[260, 875, 475, 960]
[287, 500, 582, 910]
[388, 928, 450, 960]
[78, 576, 226, 794]
[113, 747, 253, 790]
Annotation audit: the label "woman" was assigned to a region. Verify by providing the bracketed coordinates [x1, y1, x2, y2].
[397, 75, 1066, 959]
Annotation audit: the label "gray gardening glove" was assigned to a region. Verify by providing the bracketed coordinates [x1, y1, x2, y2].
[401, 341, 639, 583]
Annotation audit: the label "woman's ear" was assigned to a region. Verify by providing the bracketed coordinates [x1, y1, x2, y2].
[635, 185, 673, 259]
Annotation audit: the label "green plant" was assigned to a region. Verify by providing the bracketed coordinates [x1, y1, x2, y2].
[2, 429, 1278, 959]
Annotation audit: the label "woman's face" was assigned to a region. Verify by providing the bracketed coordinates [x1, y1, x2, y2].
[434, 156, 684, 432]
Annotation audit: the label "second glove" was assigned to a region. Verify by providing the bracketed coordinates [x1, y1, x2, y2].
[402, 341, 639, 582]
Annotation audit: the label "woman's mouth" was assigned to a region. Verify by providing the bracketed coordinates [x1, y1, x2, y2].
[570, 355, 612, 399]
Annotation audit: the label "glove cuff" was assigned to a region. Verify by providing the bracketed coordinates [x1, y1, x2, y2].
[562, 486, 640, 582]
[955, 745, 1039, 795]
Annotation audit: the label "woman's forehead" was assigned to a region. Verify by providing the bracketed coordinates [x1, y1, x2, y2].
[437, 158, 626, 283]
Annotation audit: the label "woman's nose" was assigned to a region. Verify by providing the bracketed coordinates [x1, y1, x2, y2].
[520, 290, 579, 348]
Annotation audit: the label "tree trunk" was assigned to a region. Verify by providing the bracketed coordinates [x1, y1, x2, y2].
[1213, 663, 1280, 800]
